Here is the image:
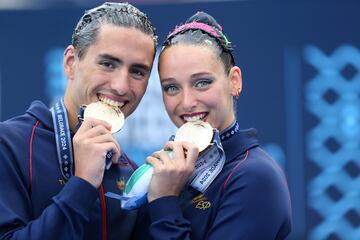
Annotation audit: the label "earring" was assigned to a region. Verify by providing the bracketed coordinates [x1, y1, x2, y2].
[235, 88, 241, 98]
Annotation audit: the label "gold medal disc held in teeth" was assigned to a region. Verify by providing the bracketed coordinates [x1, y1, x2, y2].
[83, 101, 124, 134]
[175, 121, 214, 152]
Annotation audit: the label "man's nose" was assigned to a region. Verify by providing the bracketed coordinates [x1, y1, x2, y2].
[111, 70, 130, 95]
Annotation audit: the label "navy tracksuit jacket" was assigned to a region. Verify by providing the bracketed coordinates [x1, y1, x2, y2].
[133, 127, 292, 239]
[0, 101, 137, 239]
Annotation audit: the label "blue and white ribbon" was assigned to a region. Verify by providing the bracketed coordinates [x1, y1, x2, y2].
[107, 121, 239, 209]
[113, 129, 226, 209]
[50, 99, 74, 180]
[187, 129, 225, 193]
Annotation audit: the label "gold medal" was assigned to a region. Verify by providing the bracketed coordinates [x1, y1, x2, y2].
[82, 101, 124, 133]
[175, 121, 214, 152]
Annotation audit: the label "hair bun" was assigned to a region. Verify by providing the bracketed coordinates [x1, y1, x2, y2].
[185, 11, 222, 31]
[186, 11, 222, 31]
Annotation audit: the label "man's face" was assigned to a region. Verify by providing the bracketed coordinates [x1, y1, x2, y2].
[64, 24, 155, 122]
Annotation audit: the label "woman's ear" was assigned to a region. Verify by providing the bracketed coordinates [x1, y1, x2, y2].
[229, 66, 242, 97]
[63, 45, 76, 81]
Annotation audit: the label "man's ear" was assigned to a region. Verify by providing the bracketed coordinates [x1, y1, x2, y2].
[228, 66, 242, 97]
[63, 45, 76, 81]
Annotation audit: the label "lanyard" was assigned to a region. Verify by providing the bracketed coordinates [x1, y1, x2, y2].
[185, 129, 225, 193]
[50, 98, 74, 180]
[220, 120, 240, 141]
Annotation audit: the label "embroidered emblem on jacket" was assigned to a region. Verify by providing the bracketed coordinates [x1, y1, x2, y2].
[192, 194, 211, 210]
[117, 177, 126, 191]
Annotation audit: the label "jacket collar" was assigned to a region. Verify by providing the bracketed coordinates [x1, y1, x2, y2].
[222, 128, 259, 162]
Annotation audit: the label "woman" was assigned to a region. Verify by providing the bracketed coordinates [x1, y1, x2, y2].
[134, 11, 292, 240]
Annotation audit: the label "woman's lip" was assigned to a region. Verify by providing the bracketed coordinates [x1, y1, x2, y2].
[180, 112, 208, 123]
[180, 112, 207, 118]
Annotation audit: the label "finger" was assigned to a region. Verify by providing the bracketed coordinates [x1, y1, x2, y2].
[151, 150, 162, 159]
[77, 117, 112, 134]
[83, 132, 115, 144]
[101, 142, 121, 161]
[80, 125, 112, 139]
[73, 125, 112, 149]
[163, 141, 175, 152]
[146, 156, 164, 170]
[151, 150, 171, 164]
[181, 141, 199, 165]
[164, 141, 184, 160]
[111, 142, 121, 163]
[96, 136, 121, 163]
[111, 149, 121, 164]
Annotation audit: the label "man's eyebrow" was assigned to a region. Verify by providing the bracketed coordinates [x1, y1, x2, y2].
[97, 54, 123, 64]
[131, 63, 151, 72]
[97, 54, 151, 72]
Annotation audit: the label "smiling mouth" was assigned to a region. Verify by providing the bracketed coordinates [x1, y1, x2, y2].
[98, 95, 127, 108]
[98, 95, 128, 109]
[181, 112, 208, 123]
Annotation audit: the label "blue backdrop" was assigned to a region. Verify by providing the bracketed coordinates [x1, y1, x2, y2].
[1, 1, 359, 239]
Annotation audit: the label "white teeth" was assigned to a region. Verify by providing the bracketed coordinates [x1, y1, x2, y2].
[183, 113, 206, 122]
[99, 96, 125, 107]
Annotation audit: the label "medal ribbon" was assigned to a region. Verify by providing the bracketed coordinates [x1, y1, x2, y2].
[105, 121, 240, 209]
[175, 121, 239, 192]
[169, 129, 224, 193]
[189, 130, 225, 192]
[50, 98, 74, 180]
[220, 121, 240, 142]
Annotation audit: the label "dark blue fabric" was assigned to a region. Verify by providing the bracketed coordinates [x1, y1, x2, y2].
[133, 128, 292, 240]
[0, 100, 137, 240]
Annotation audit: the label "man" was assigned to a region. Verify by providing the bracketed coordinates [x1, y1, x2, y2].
[0, 2, 157, 239]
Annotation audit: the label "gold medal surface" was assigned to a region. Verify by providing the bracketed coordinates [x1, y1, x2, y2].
[175, 121, 214, 152]
[83, 101, 124, 133]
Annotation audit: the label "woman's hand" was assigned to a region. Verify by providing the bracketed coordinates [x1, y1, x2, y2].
[146, 141, 199, 202]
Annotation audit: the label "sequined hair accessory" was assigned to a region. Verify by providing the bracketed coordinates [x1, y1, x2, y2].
[163, 11, 234, 64]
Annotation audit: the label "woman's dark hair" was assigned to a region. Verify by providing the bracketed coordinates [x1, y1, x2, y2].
[161, 11, 234, 74]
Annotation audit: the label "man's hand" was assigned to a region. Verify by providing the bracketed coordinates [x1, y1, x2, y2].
[146, 141, 199, 202]
[72, 118, 120, 188]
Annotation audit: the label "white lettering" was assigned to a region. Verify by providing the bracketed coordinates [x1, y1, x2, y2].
[61, 137, 67, 150]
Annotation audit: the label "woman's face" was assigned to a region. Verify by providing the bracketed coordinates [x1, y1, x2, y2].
[158, 44, 241, 131]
